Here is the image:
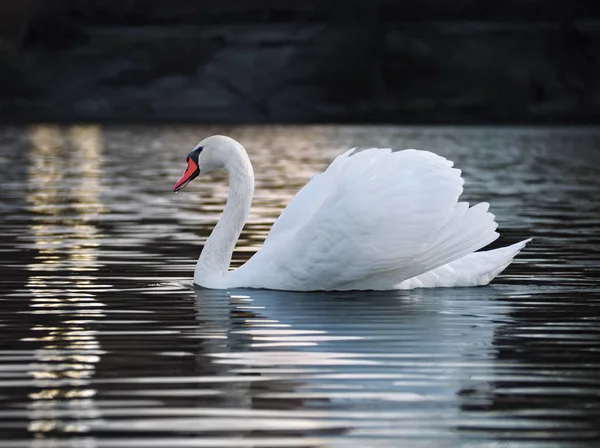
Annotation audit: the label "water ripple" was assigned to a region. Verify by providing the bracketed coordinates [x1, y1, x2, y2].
[0, 125, 599, 446]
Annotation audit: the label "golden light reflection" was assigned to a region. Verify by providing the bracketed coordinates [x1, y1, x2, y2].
[24, 124, 107, 436]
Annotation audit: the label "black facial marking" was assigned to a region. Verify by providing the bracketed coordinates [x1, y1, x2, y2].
[187, 146, 203, 164]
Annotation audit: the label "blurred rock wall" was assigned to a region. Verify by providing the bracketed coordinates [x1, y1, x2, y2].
[1, 1, 599, 123]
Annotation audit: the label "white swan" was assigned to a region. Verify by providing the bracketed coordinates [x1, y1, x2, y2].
[173, 135, 530, 291]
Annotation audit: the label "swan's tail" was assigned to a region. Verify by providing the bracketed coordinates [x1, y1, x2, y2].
[461, 238, 533, 285]
[402, 238, 532, 289]
[403, 202, 499, 280]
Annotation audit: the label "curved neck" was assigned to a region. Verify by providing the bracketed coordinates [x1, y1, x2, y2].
[195, 149, 254, 287]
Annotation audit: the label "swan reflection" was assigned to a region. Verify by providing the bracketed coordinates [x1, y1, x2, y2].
[192, 285, 512, 441]
[195, 284, 590, 441]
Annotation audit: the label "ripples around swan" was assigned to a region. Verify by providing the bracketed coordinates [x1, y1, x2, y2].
[0, 125, 599, 447]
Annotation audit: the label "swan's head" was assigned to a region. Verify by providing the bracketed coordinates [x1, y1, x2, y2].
[173, 135, 243, 192]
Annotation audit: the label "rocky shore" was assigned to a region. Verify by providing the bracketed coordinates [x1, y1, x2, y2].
[1, 1, 599, 123]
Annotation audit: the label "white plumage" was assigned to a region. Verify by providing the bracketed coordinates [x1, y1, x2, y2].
[173, 135, 530, 291]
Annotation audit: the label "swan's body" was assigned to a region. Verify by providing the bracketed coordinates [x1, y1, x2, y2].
[173, 135, 530, 291]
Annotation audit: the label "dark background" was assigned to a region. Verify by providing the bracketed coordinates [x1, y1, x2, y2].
[1, 0, 599, 124]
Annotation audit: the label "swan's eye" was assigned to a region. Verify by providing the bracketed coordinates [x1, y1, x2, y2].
[188, 146, 203, 164]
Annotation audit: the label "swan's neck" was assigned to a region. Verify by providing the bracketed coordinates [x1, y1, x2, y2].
[195, 150, 254, 287]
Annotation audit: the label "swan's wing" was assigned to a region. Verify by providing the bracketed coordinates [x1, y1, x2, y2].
[262, 149, 354, 245]
[252, 147, 497, 290]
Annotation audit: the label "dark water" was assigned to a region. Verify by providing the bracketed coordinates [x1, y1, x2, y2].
[1, 125, 599, 447]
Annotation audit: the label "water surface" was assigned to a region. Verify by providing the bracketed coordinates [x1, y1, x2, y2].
[1, 125, 599, 447]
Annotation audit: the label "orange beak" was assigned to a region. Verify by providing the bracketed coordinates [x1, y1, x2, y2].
[173, 158, 200, 192]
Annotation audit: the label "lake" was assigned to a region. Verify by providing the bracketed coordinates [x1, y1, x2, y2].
[1, 124, 599, 447]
